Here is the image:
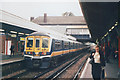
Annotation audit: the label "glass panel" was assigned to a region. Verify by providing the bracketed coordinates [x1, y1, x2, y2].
[42, 38, 48, 48]
[64, 42, 69, 49]
[35, 38, 40, 47]
[70, 42, 73, 49]
[55, 40, 62, 50]
[27, 38, 33, 47]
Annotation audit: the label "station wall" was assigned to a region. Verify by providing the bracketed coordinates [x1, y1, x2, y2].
[0, 35, 18, 55]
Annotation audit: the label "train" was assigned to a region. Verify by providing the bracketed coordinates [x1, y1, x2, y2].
[24, 32, 87, 68]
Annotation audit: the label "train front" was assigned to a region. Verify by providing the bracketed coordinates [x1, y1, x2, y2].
[24, 35, 51, 68]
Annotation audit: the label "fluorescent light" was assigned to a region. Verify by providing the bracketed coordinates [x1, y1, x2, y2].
[109, 29, 112, 32]
[10, 31, 17, 33]
[115, 23, 117, 26]
[116, 22, 118, 24]
[111, 26, 115, 30]
[11, 34, 16, 37]
[101, 36, 104, 40]
[0, 29, 4, 31]
[104, 32, 108, 37]
[0, 32, 5, 35]
[18, 32, 24, 35]
[25, 34, 29, 35]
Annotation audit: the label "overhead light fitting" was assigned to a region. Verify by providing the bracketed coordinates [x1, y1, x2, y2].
[18, 32, 24, 35]
[10, 31, 17, 33]
[0, 32, 5, 35]
[11, 34, 16, 37]
[101, 36, 104, 40]
[0, 29, 4, 31]
[104, 32, 108, 37]
[111, 26, 115, 30]
[109, 29, 112, 32]
[25, 34, 29, 35]
[115, 23, 117, 26]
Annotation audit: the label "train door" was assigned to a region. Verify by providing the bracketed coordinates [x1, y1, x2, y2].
[25, 36, 34, 52]
[41, 36, 50, 55]
[34, 36, 41, 56]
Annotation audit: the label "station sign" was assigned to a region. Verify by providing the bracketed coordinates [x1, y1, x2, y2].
[20, 37, 25, 41]
[11, 34, 16, 37]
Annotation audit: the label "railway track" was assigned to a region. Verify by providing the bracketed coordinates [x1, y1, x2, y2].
[34, 53, 89, 80]
[3, 52, 89, 80]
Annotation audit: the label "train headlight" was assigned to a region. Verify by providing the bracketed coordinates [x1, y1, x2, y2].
[42, 52, 46, 55]
[36, 52, 39, 54]
[30, 52, 32, 54]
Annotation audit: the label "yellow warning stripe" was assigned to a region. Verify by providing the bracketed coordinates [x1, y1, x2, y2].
[51, 48, 82, 57]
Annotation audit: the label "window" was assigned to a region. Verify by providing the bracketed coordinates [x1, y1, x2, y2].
[64, 42, 69, 49]
[75, 43, 77, 48]
[74, 43, 76, 48]
[42, 38, 48, 48]
[70, 42, 73, 49]
[76, 43, 78, 48]
[27, 38, 33, 47]
[55, 40, 62, 50]
[35, 38, 40, 47]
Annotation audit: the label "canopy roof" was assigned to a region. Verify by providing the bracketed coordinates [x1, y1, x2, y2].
[79, 2, 118, 41]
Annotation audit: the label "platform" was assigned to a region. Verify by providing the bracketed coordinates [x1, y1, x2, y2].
[0, 53, 24, 65]
[80, 56, 119, 79]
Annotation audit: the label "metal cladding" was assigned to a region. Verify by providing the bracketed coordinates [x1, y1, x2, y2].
[79, 2, 118, 41]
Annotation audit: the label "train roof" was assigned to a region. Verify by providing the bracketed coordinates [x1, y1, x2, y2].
[28, 32, 81, 44]
[29, 32, 50, 37]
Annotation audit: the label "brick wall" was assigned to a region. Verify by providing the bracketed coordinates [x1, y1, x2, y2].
[0, 35, 18, 54]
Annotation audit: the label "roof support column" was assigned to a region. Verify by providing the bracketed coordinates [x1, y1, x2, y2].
[5, 30, 9, 40]
[118, 37, 120, 68]
[16, 32, 19, 52]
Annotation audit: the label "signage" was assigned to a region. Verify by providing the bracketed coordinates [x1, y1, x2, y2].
[20, 37, 25, 41]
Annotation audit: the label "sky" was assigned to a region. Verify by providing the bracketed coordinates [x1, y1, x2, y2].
[0, 0, 83, 20]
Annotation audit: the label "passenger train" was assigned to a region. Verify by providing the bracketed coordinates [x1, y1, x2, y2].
[24, 32, 87, 68]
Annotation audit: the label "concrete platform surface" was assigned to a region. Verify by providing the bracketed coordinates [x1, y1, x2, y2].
[0, 53, 23, 65]
[80, 56, 119, 79]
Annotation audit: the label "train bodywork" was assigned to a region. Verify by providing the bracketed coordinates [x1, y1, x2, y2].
[24, 32, 86, 68]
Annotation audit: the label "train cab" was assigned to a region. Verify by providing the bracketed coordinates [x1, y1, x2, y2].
[24, 34, 51, 68]
[24, 36, 50, 58]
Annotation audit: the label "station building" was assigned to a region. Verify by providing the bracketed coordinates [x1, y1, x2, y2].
[31, 13, 91, 42]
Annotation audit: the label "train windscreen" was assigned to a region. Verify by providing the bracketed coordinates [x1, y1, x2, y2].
[35, 38, 40, 47]
[27, 38, 33, 47]
[42, 38, 48, 48]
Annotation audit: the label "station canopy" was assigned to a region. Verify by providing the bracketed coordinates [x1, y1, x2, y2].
[79, 2, 118, 41]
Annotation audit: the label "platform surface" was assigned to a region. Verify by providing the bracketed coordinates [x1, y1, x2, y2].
[80, 56, 119, 79]
[0, 53, 23, 65]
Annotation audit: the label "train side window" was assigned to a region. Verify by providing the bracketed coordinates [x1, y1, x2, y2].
[55, 40, 62, 50]
[70, 42, 73, 49]
[76, 43, 78, 48]
[64, 42, 69, 49]
[42, 38, 48, 48]
[74, 43, 76, 49]
[72, 43, 74, 49]
[35, 38, 40, 47]
[27, 38, 33, 47]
